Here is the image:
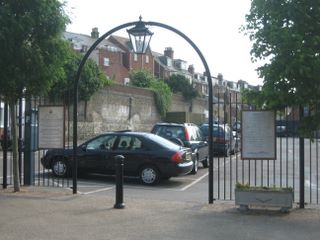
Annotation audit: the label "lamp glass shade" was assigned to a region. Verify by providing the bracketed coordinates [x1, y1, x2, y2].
[127, 19, 153, 54]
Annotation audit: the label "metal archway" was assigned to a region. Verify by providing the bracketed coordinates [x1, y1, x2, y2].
[73, 20, 215, 204]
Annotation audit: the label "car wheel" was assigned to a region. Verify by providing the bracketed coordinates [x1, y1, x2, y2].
[202, 157, 209, 168]
[52, 158, 69, 177]
[191, 156, 198, 174]
[139, 165, 160, 185]
[230, 148, 235, 155]
[224, 147, 230, 157]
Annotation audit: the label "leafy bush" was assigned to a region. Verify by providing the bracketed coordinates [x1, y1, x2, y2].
[129, 70, 153, 88]
[130, 70, 172, 117]
[235, 182, 293, 192]
[165, 74, 198, 101]
[150, 80, 172, 117]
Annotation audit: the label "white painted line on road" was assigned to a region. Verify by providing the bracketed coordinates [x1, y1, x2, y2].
[179, 172, 208, 191]
[305, 180, 320, 191]
[33, 180, 84, 194]
[176, 176, 199, 181]
[77, 183, 109, 188]
[81, 187, 114, 195]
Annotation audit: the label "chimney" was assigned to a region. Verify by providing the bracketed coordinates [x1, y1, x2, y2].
[217, 73, 224, 85]
[188, 65, 195, 75]
[91, 27, 99, 38]
[164, 47, 174, 59]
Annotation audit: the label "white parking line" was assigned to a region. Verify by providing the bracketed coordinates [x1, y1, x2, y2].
[77, 183, 109, 188]
[81, 187, 114, 195]
[179, 172, 208, 191]
[1, 167, 209, 194]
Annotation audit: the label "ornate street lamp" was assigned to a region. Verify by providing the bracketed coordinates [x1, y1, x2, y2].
[127, 16, 153, 54]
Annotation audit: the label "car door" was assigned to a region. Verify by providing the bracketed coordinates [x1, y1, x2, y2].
[193, 126, 208, 161]
[78, 134, 117, 173]
[111, 135, 149, 175]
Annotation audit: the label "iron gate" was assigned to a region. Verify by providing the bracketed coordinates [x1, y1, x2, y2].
[211, 91, 319, 205]
[1, 97, 73, 189]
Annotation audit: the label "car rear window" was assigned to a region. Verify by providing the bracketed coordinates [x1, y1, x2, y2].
[152, 126, 186, 141]
[200, 125, 225, 137]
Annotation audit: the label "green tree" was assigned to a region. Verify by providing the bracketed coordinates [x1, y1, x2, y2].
[0, 0, 69, 191]
[242, 0, 320, 136]
[48, 45, 111, 105]
[165, 74, 198, 100]
[241, 88, 266, 109]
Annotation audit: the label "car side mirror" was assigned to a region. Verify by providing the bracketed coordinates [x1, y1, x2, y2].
[81, 145, 87, 151]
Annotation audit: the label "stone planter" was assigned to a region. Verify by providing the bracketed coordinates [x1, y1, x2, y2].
[235, 187, 294, 212]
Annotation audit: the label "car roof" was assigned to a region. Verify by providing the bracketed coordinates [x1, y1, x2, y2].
[101, 131, 151, 136]
[200, 123, 224, 126]
[200, 124, 228, 129]
[153, 122, 196, 127]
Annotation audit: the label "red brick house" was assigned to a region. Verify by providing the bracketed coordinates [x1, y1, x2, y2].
[64, 28, 154, 85]
[63, 29, 241, 104]
[108, 35, 154, 83]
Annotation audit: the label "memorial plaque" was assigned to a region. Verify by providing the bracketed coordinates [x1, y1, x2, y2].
[241, 111, 276, 160]
[38, 106, 64, 149]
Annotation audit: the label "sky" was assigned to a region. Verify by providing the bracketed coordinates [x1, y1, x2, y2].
[62, 0, 264, 86]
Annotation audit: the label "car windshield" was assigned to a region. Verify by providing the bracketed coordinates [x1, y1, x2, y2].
[201, 125, 225, 137]
[147, 133, 181, 149]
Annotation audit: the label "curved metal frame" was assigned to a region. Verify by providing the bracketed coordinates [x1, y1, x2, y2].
[73, 20, 214, 204]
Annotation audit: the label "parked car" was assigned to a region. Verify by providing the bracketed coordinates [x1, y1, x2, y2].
[0, 128, 25, 151]
[200, 123, 239, 156]
[41, 131, 193, 185]
[0, 127, 12, 151]
[151, 122, 208, 174]
[232, 121, 241, 133]
[276, 125, 287, 137]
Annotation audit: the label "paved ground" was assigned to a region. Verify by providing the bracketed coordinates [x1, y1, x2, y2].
[0, 186, 319, 240]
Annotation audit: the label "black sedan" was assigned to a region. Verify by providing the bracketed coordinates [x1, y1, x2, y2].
[41, 131, 193, 185]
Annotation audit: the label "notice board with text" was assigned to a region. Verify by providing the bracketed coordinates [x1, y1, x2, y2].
[38, 106, 64, 149]
[241, 110, 276, 160]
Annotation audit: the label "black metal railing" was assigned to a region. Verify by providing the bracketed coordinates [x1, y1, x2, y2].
[1, 94, 319, 205]
[211, 95, 319, 205]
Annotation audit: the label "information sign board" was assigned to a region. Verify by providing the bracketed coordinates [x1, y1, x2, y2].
[241, 111, 276, 160]
[38, 106, 64, 149]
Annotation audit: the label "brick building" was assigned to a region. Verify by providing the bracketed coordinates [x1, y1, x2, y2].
[63, 28, 250, 125]
[64, 28, 154, 85]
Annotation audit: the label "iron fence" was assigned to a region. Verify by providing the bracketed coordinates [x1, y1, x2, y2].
[211, 93, 320, 205]
[1, 94, 320, 205]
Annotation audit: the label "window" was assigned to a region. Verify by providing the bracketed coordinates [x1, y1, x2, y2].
[116, 136, 142, 151]
[124, 78, 130, 85]
[145, 55, 149, 63]
[86, 135, 117, 150]
[103, 58, 110, 66]
[134, 54, 138, 62]
[107, 46, 118, 52]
